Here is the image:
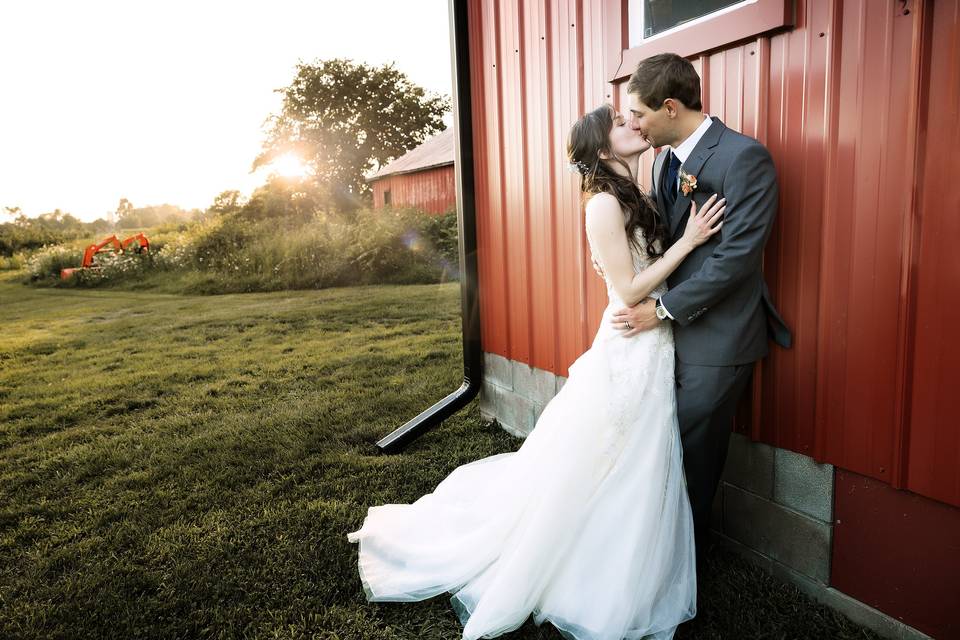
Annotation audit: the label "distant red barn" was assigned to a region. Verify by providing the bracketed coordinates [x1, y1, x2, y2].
[369, 129, 456, 214]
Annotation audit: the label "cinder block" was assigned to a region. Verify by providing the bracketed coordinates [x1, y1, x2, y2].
[533, 402, 544, 424]
[479, 380, 502, 422]
[483, 352, 513, 390]
[714, 531, 774, 573]
[513, 361, 558, 407]
[774, 447, 834, 523]
[722, 432, 774, 498]
[556, 375, 567, 392]
[723, 484, 831, 583]
[498, 389, 536, 438]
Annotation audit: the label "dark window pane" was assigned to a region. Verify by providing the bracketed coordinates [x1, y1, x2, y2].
[643, 0, 744, 38]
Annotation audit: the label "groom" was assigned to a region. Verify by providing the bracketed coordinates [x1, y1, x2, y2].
[610, 53, 792, 567]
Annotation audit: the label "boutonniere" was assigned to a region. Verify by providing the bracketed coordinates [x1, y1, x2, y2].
[679, 169, 698, 196]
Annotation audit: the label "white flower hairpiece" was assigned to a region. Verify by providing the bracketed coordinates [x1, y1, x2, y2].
[567, 159, 591, 175]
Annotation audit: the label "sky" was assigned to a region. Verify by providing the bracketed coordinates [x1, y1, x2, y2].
[0, 0, 453, 222]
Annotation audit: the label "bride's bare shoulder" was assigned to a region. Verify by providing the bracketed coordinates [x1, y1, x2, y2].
[585, 191, 619, 210]
[585, 193, 626, 232]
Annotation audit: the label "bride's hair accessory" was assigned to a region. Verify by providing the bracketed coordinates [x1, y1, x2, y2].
[568, 159, 592, 175]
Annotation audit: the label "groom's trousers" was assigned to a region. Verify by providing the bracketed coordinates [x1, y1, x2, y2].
[675, 360, 755, 558]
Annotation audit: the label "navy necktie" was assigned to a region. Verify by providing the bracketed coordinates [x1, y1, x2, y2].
[664, 151, 681, 210]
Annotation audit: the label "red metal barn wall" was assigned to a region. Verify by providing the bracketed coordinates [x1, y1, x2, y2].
[370, 165, 457, 213]
[467, 0, 959, 636]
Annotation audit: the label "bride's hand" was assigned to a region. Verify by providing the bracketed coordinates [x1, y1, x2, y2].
[680, 194, 725, 250]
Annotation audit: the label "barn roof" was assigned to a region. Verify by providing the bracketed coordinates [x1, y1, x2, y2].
[368, 128, 454, 181]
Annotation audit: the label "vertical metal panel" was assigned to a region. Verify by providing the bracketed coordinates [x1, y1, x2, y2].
[815, 0, 920, 483]
[472, 0, 510, 356]
[580, 1, 616, 339]
[751, 1, 833, 455]
[499, 0, 533, 366]
[522, 0, 557, 372]
[550, 0, 589, 374]
[905, 0, 960, 507]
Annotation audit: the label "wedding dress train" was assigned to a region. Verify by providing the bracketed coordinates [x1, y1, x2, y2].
[347, 233, 697, 640]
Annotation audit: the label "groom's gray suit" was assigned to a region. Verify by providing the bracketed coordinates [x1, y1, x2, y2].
[650, 116, 791, 556]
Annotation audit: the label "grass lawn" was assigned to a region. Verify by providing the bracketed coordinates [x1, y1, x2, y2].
[0, 272, 881, 639]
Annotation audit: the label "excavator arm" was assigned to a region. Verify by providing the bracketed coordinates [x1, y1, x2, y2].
[60, 233, 150, 280]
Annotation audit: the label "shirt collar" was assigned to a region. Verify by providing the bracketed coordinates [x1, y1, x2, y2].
[670, 114, 712, 164]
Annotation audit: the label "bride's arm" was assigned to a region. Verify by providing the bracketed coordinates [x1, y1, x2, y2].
[585, 192, 724, 307]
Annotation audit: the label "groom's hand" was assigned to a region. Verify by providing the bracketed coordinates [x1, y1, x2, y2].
[611, 299, 660, 336]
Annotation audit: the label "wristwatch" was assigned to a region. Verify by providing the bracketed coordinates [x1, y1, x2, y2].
[655, 298, 669, 321]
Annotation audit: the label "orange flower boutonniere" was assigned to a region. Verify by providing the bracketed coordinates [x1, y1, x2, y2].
[679, 169, 698, 196]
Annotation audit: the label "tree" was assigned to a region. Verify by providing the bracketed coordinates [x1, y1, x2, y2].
[116, 198, 134, 225]
[208, 190, 244, 216]
[255, 59, 450, 209]
[116, 203, 195, 229]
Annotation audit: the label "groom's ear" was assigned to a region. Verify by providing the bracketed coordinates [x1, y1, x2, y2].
[662, 98, 680, 119]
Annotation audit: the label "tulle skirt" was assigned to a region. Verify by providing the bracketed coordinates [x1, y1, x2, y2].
[347, 302, 696, 640]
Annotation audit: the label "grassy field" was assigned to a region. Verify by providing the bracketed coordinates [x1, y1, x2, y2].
[0, 272, 880, 639]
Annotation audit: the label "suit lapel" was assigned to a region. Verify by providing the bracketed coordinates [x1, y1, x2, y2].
[668, 117, 725, 238]
[651, 150, 669, 219]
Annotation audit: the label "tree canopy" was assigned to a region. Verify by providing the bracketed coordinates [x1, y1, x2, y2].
[115, 201, 198, 229]
[255, 58, 450, 209]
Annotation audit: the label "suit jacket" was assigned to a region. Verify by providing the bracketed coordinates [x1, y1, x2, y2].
[651, 116, 792, 366]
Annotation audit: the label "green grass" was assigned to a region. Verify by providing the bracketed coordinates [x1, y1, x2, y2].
[0, 272, 881, 639]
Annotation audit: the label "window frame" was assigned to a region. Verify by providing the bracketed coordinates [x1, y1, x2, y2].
[609, 0, 794, 82]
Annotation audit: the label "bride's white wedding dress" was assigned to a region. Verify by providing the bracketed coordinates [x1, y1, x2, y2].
[347, 229, 697, 640]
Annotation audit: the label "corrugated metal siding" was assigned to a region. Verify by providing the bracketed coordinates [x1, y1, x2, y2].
[467, 0, 960, 508]
[467, 0, 618, 373]
[903, 0, 960, 508]
[812, 0, 916, 489]
[370, 165, 456, 214]
[550, 0, 589, 374]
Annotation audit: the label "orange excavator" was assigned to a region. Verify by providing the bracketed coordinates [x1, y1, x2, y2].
[60, 233, 150, 280]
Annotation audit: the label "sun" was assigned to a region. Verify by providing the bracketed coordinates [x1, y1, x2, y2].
[269, 153, 310, 178]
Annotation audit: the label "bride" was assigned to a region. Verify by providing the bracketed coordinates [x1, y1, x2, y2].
[347, 104, 725, 640]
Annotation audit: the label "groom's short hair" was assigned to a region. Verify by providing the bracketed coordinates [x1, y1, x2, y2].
[627, 53, 703, 111]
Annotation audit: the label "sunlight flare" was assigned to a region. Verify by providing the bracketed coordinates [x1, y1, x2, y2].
[268, 153, 310, 178]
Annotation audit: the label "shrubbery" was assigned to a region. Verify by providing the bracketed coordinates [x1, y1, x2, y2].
[1, 211, 110, 257]
[24, 245, 84, 284]
[0, 253, 26, 270]
[21, 206, 460, 294]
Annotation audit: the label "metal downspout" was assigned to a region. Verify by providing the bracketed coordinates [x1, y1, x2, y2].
[377, 0, 481, 452]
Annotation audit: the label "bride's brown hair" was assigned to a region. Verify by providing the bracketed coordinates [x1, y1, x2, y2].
[566, 104, 666, 259]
